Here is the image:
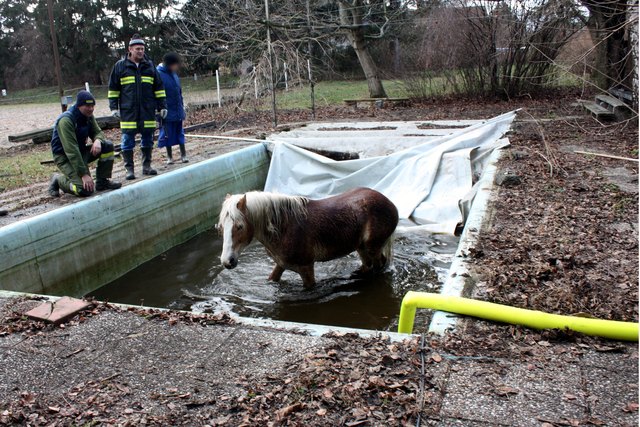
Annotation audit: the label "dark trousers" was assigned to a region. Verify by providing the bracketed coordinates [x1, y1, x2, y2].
[54, 140, 115, 197]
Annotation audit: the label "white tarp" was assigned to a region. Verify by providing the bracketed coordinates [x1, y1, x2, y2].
[264, 111, 516, 234]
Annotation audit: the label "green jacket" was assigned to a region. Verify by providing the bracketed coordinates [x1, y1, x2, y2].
[50, 105, 106, 177]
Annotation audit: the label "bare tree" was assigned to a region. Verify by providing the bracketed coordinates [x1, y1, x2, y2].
[580, 0, 636, 91]
[337, 0, 389, 97]
[176, 0, 319, 87]
[176, 0, 405, 98]
[401, 0, 584, 98]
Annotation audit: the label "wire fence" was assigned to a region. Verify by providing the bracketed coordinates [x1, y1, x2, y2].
[0, 65, 311, 111]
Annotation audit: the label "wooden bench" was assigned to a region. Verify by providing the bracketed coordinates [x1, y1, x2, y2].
[343, 98, 410, 108]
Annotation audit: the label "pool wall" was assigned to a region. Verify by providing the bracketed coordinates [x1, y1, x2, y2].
[0, 143, 270, 297]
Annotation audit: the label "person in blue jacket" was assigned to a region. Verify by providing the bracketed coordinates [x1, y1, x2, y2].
[157, 52, 188, 164]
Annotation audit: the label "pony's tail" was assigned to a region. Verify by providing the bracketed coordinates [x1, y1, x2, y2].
[381, 233, 395, 268]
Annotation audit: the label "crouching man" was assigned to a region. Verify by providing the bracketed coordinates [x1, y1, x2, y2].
[48, 90, 122, 197]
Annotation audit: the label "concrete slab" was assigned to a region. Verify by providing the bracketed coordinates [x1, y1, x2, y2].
[270, 119, 484, 158]
[582, 364, 639, 426]
[0, 296, 637, 425]
[432, 417, 508, 426]
[440, 360, 522, 425]
[440, 359, 588, 426]
[581, 350, 639, 369]
[0, 308, 330, 410]
[213, 327, 328, 377]
[602, 166, 639, 194]
[24, 296, 90, 323]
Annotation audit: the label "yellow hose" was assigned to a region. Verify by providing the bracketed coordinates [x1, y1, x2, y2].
[398, 291, 639, 341]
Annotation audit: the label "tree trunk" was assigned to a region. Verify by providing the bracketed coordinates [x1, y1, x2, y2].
[582, 0, 631, 90]
[629, 0, 639, 108]
[339, 1, 387, 98]
[348, 30, 388, 97]
[120, 0, 130, 45]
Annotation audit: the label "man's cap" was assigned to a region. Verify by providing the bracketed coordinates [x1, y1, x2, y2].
[129, 33, 145, 47]
[76, 90, 96, 107]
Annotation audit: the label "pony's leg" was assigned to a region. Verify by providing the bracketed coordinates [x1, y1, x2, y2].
[269, 264, 285, 282]
[358, 244, 389, 273]
[298, 265, 316, 289]
[356, 248, 373, 274]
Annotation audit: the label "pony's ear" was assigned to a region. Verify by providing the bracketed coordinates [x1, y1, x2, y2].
[237, 194, 247, 211]
[225, 193, 231, 200]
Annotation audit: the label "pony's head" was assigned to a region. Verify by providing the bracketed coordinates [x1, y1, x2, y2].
[218, 193, 255, 269]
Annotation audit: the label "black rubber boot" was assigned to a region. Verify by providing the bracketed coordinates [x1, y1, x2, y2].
[166, 146, 174, 165]
[121, 150, 136, 180]
[179, 144, 189, 163]
[141, 147, 158, 176]
[96, 179, 122, 191]
[48, 174, 60, 197]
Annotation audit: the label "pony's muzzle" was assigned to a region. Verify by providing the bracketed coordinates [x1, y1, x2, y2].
[222, 256, 238, 269]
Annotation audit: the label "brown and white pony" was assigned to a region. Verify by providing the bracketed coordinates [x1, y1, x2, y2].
[217, 187, 399, 288]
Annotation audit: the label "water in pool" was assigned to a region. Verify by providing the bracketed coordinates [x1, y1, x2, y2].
[90, 226, 458, 331]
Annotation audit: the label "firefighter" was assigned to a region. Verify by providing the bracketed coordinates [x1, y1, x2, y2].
[48, 90, 121, 197]
[108, 33, 167, 180]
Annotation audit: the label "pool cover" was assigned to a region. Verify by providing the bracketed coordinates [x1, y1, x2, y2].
[265, 111, 515, 234]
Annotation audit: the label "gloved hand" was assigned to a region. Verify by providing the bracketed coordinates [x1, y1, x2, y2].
[111, 110, 120, 119]
[159, 109, 168, 119]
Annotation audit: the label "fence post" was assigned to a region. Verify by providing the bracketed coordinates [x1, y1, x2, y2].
[215, 69, 222, 108]
[307, 59, 315, 120]
[254, 75, 258, 99]
[85, 82, 90, 92]
[284, 62, 289, 91]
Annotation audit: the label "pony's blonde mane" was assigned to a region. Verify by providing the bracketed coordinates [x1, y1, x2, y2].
[219, 191, 309, 236]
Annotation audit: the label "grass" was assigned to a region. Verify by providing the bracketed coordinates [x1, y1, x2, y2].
[0, 78, 403, 108]
[269, 79, 408, 110]
[181, 74, 239, 92]
[0, 148, 52, 192]
[0, 85, 110, 106]
[0, 74, 239, 106]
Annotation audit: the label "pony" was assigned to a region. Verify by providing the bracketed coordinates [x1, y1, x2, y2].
[217, 187, 399, 288]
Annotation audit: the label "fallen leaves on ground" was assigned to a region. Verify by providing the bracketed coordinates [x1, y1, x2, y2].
[468, 112, 638, 333]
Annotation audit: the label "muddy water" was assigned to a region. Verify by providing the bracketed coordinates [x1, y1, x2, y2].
[90, 227, 458, 331]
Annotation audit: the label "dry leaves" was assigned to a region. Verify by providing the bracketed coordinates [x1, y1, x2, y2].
[471, 115, 638, 329]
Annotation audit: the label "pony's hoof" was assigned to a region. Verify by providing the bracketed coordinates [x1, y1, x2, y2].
[353, 266, 372, 277]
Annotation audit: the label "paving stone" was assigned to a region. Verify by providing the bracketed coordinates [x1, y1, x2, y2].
[433, 417, 508, 426]
[440, 359, 588, 426]
[440, 360, 518, 425]
[582, 364, 638, 426]
[580, 348, 638, 369]
[213, 327, 328, 378]
[603, 166, 639, 194]
[24, 296, 90, 324]
[504, 362, 587, 423]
